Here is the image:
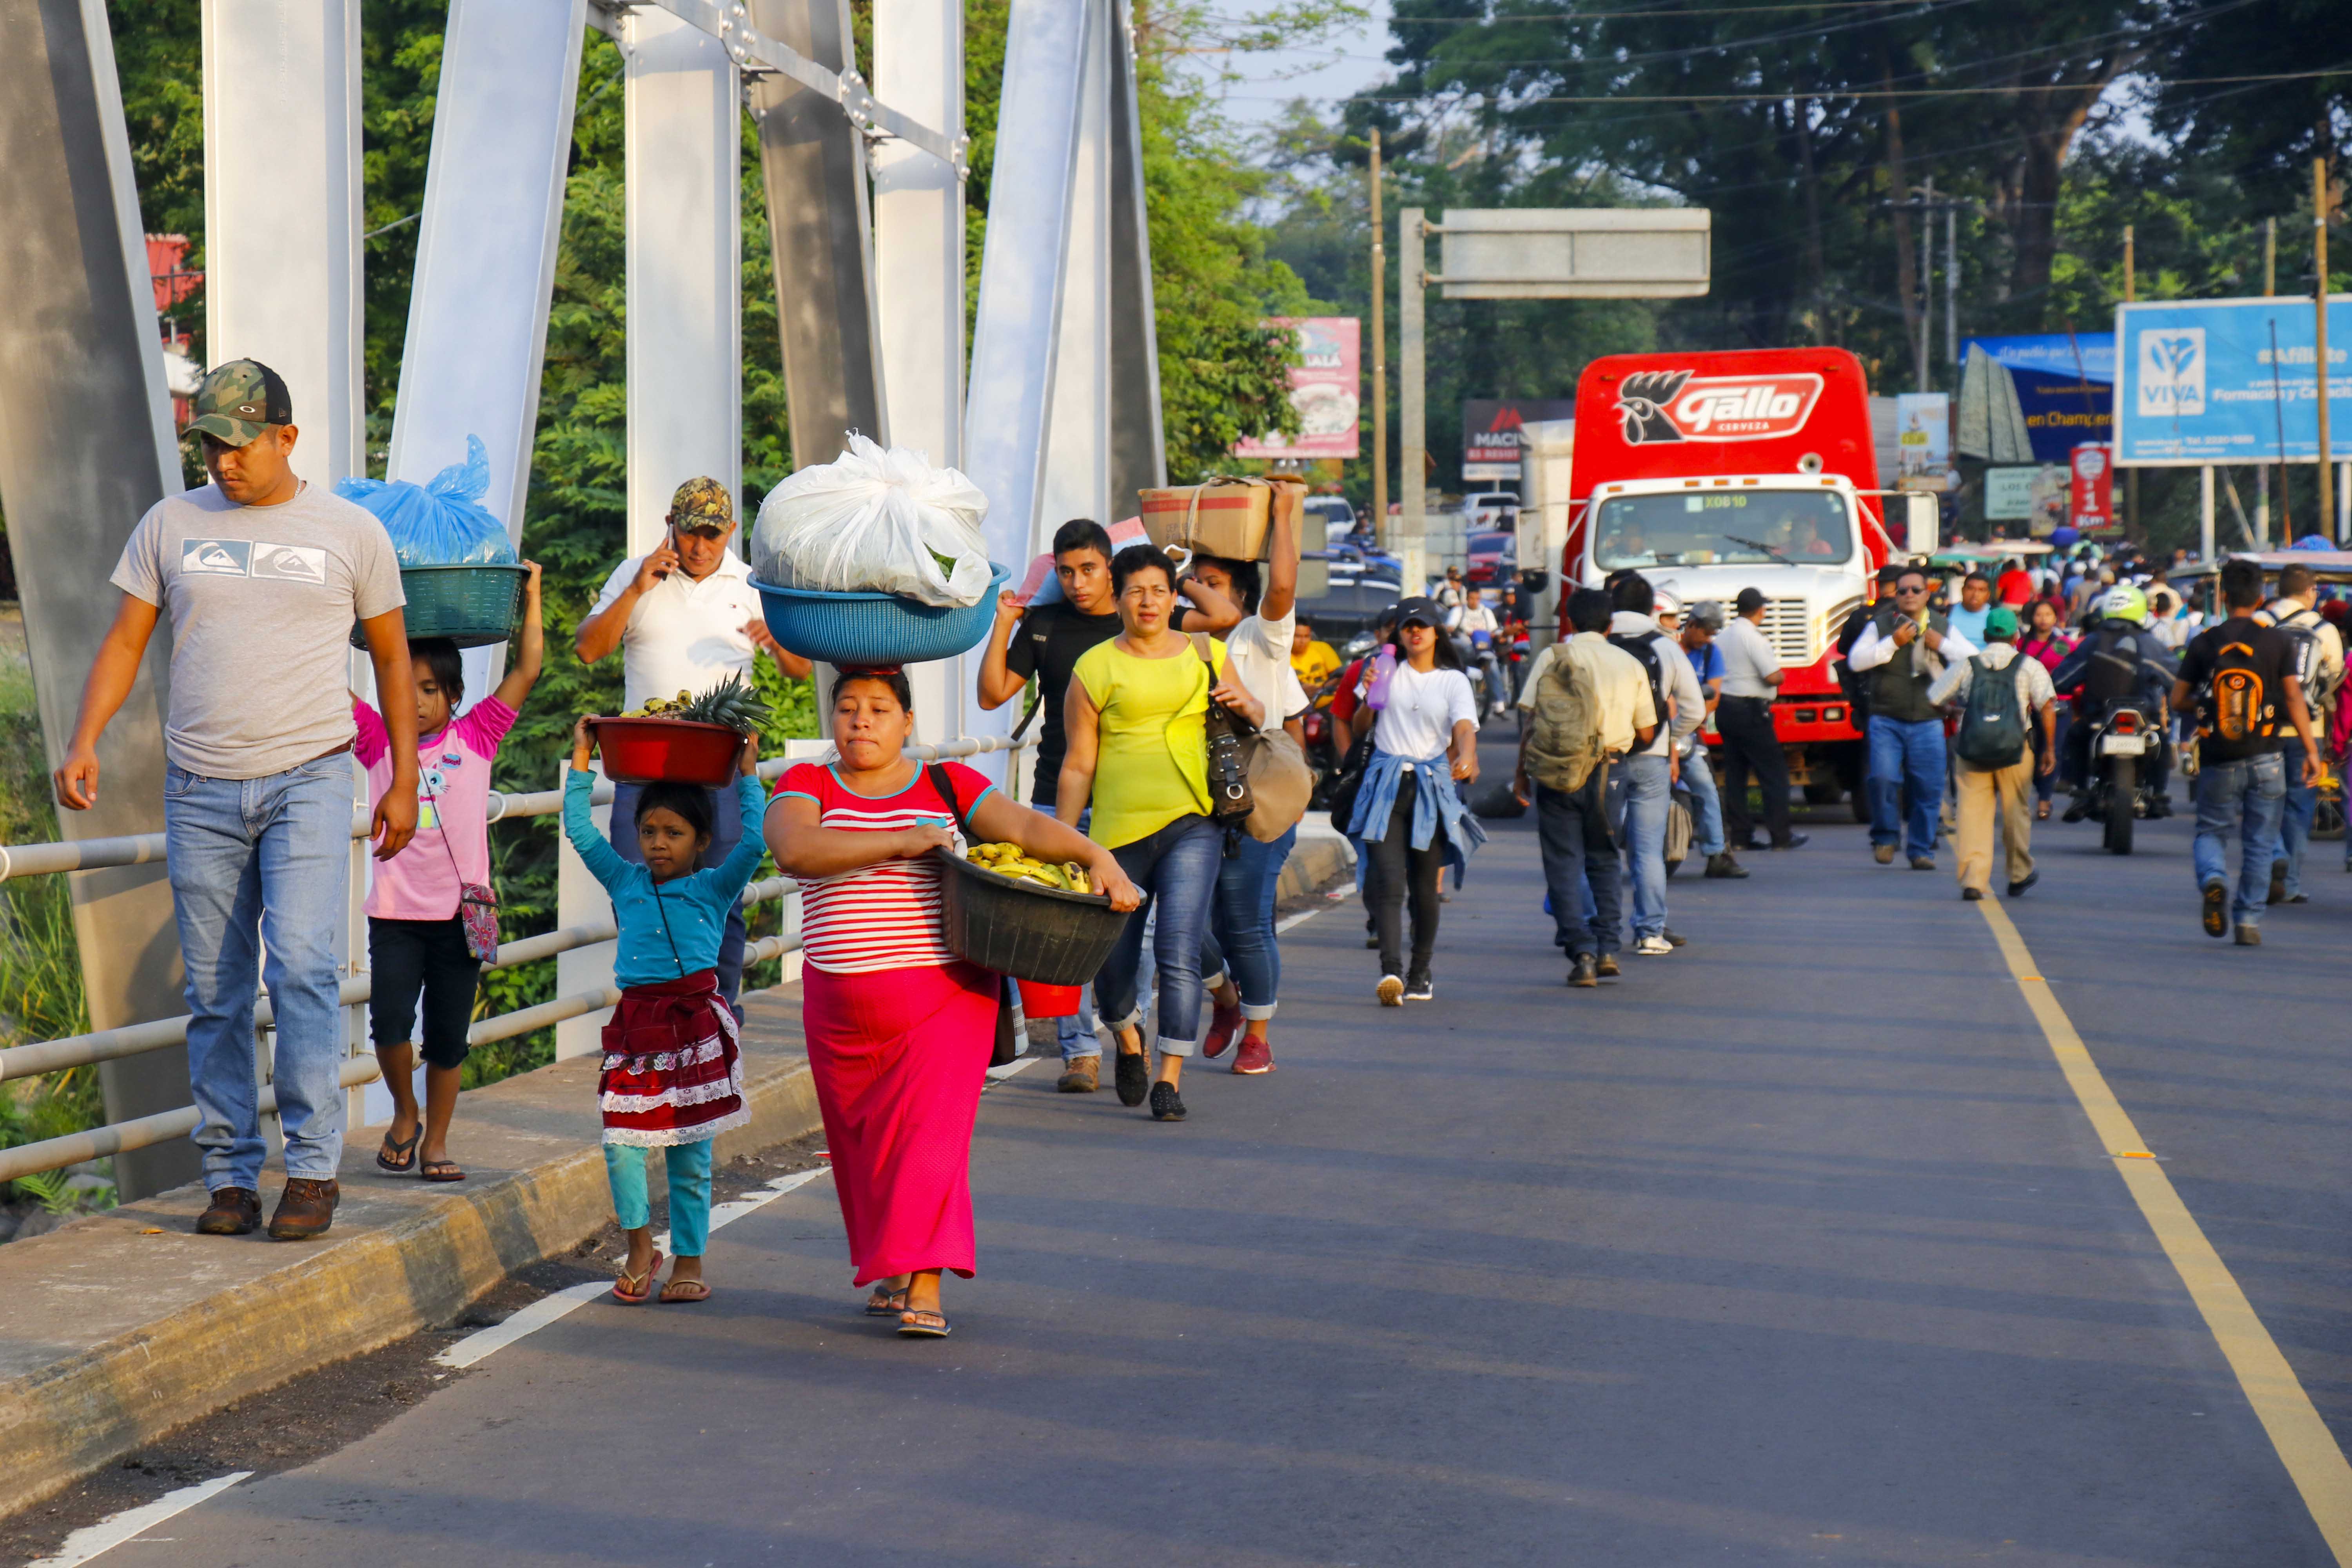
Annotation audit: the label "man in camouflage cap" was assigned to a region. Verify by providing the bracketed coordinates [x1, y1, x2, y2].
[575, 477, 808, 1016]
[53, 356, 419, 1241]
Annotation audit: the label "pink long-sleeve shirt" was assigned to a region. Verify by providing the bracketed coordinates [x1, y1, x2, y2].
[353, 695, 516, 921]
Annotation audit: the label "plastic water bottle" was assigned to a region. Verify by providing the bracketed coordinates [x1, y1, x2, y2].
[1366, 645, 1398, 710]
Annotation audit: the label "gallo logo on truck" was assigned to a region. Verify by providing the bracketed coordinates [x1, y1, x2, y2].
[1614, 370, 1825, 444]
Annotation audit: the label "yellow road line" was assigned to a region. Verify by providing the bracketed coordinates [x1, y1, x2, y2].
[1978, 900, 2352, 1562]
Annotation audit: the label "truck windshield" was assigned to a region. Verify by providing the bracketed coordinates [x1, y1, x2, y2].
[1592, 490, 1853, 568]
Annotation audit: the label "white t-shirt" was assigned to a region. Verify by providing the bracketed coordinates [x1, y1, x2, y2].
[1372, 660, 1478, 761]
[112, 483, 405, 779]
[589, 551, 766, 713]
[1218, 606, 1311, 733]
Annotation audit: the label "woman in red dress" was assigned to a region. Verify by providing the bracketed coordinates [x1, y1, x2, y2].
[764, 668, 1139, 1338]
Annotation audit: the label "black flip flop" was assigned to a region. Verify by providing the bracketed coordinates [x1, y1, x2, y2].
[419, 1156, 465, 1183]
[898, 1308, 953, 1338]
[375, 1127, 421, 1174]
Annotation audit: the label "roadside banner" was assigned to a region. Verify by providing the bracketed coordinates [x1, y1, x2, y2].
[1462, 397, 1577, 483]
[2113, 297, 2352, 466]
[1960, 333, 2112, 463]
[1234, 317, 1361, 460]
[1895, 392, 1951, 487]
[2070, 443, 2116, 534]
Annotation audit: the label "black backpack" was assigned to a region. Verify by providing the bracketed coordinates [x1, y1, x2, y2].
[1954, 655, 2028, 767]
[2270, 606, 2327, 697]
[1607, 630, 1671, 737]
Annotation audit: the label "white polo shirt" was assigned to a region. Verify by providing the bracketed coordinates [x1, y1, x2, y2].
[589, 550, 766, 713]
[1218, 604, 1311, 734]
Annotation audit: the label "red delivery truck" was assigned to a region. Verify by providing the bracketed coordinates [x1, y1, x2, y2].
[1561, 347, 1931, 812]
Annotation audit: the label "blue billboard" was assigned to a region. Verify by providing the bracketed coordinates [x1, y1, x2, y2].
[2114, 297, 2352, 466]
[1961, 334, 2112, 464]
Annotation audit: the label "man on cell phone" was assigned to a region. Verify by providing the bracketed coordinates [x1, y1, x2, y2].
[575, 477, 811, 1015]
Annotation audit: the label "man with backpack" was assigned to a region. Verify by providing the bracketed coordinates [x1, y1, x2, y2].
[2256, 563, 2343, 904]
[1928, 607, 2055, 901]
[1515, 588, 1656, 988]
[2172, 557, 2323, 945]
[1607, 575, 1704, 955]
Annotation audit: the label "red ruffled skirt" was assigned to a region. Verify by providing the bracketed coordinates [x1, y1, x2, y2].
[599, 970, 748, 1148]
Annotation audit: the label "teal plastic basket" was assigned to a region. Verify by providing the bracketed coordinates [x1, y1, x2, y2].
[750, 564, 1008, 666]
[350, 563, 530, 650]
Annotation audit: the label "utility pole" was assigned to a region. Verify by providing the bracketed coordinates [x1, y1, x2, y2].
[1400, 207, 1425, 591]
[2260, 215, 2274, 544]
[1944, 201, 1957, 370]
[2123, 223, 2138, 540]
[1918, 176, 1934, 390]
[1370, 128, 1387, 548]
[2318, 158, 2336, 539]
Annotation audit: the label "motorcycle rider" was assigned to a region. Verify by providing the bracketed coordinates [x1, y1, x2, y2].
[2049, 584, 2180, 821]
[1448, 584, 1509, 717]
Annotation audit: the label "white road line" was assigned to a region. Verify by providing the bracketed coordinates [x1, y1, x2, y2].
[433, 1167, 829, 1370]
[24, 1471, 250, 1568]
[986, 1055, 1040, 1081]
[1275, 907, 1324, 934]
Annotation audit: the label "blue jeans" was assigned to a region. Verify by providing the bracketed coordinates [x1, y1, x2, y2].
[2277, 748, 2315, 898]
[1868, 715, 1946, 862]
[1606, 751, 1671, 940]
[1199, 824, 1298, 1020]
[1094, 815, 1222, 1055]
[604, 1138, 714, 1257]
[1536, 772, 1619, 958]
[163, 755, 354, 1190]
[1682, 747, 1726, 858]
[610, 780, 747, 1013]
[2194, 752, 2287, 928]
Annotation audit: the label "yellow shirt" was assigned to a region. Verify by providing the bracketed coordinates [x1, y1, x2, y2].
[1073, 636, 1229, 848]
[1291, 640, 1341, 690]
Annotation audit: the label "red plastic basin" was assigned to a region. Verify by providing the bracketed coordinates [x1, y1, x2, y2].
[1016, 979, 1082, 1018]
[589, 717, 743, 788]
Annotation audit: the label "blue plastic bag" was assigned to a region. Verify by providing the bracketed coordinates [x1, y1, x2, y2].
[334, 436, 516, 567]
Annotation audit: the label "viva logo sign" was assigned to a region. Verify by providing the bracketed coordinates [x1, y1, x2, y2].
[1615, 370, 1825, 444]
[2136, 328, 2205, 417]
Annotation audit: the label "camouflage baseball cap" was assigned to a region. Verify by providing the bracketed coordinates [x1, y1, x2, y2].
[668, 476, 735, 533]
[185, 359, 292, 446]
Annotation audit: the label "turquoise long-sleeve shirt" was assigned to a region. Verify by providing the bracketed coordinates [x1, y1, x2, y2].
[563, 770, 767, 987]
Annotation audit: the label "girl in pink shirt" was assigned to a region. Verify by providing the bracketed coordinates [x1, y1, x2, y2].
[354, 564, 543, 1181]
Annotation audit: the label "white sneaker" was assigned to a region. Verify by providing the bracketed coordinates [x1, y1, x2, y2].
[1634, 935, 1674, 956]
[1376, 974, 1405, 1006]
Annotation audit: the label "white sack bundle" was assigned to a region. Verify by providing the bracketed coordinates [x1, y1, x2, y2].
[750, 434, 993, 606]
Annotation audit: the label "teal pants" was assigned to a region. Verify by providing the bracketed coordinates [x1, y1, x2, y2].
[604, 1140, 714, 1258]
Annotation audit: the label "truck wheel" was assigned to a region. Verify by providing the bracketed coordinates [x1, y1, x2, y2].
[2103, 759, 2135, 855]
[1804, 779, 1842, 806]
[1851, 793, 1871, 824]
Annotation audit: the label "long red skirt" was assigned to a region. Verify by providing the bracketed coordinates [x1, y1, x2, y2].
[801, 960, 998, 1288]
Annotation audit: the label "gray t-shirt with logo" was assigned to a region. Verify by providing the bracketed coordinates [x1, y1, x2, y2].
[112, 483, 405, 779]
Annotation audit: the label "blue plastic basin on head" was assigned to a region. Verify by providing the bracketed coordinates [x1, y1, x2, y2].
[750, 563, 1009, 667]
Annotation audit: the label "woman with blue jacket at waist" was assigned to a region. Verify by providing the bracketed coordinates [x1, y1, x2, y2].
[1347, 594, 1486, 1007]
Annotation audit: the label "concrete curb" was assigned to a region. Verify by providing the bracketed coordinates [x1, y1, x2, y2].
[1277, 825, 1354, 901]
[0, 986, 820, 1521]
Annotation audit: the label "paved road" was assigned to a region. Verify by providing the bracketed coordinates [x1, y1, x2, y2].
[141, 742, 2352, 1565]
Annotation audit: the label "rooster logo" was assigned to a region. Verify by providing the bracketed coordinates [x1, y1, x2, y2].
[1617, 371, 1691, 444]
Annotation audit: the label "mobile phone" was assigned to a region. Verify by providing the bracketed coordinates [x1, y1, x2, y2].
[654, 523, 677, 579]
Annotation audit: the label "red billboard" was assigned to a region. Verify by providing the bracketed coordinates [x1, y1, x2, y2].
[1234, 317, 1360, 460]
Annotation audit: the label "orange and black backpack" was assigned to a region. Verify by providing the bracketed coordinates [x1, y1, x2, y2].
[2200, 637, 2278, 745]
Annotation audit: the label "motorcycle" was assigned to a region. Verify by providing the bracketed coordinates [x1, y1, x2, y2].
[1299, 675, 1346, 807]
[2081, 700, 2159, 855]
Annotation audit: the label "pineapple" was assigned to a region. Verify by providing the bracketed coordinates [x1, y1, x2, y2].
[669, 673, 771, 736]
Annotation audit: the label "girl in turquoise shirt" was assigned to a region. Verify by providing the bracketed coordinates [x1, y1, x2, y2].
[564, 717, 765, 1305]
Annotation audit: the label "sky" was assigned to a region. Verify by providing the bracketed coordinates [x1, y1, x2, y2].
[1203, 2, 1395, 138]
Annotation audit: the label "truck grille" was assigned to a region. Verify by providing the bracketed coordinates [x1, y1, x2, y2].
[1758, 599, 1818, 666]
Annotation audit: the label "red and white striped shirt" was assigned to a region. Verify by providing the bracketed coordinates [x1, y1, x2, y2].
[773, 761, 996, 975]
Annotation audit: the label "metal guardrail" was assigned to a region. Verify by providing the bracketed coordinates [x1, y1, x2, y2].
[0, 731, 1030, 1183]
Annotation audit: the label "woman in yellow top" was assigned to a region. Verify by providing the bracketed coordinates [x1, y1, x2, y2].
[1058, 545, 1263, 1122]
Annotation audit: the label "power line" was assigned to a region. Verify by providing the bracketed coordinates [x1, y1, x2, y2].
[1339, 65, 2346, 104]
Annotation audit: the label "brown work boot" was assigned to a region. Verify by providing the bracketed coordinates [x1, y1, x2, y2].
[267, 1178, 340, 1241]
[196, 1186, 261, 1236]
[1056, 1058, 1100, 1094]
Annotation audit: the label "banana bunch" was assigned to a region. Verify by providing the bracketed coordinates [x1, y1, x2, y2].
[965, 840, 1092, 894]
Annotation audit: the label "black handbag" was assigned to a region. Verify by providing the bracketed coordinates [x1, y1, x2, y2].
[1190, 635, 1255, 824]
[1324, 731, 1373, 835]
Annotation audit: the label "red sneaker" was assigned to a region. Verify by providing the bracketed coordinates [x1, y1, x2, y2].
[1202, 1000, 1243, 1060]
[1232, 1035, 1274, 1074]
